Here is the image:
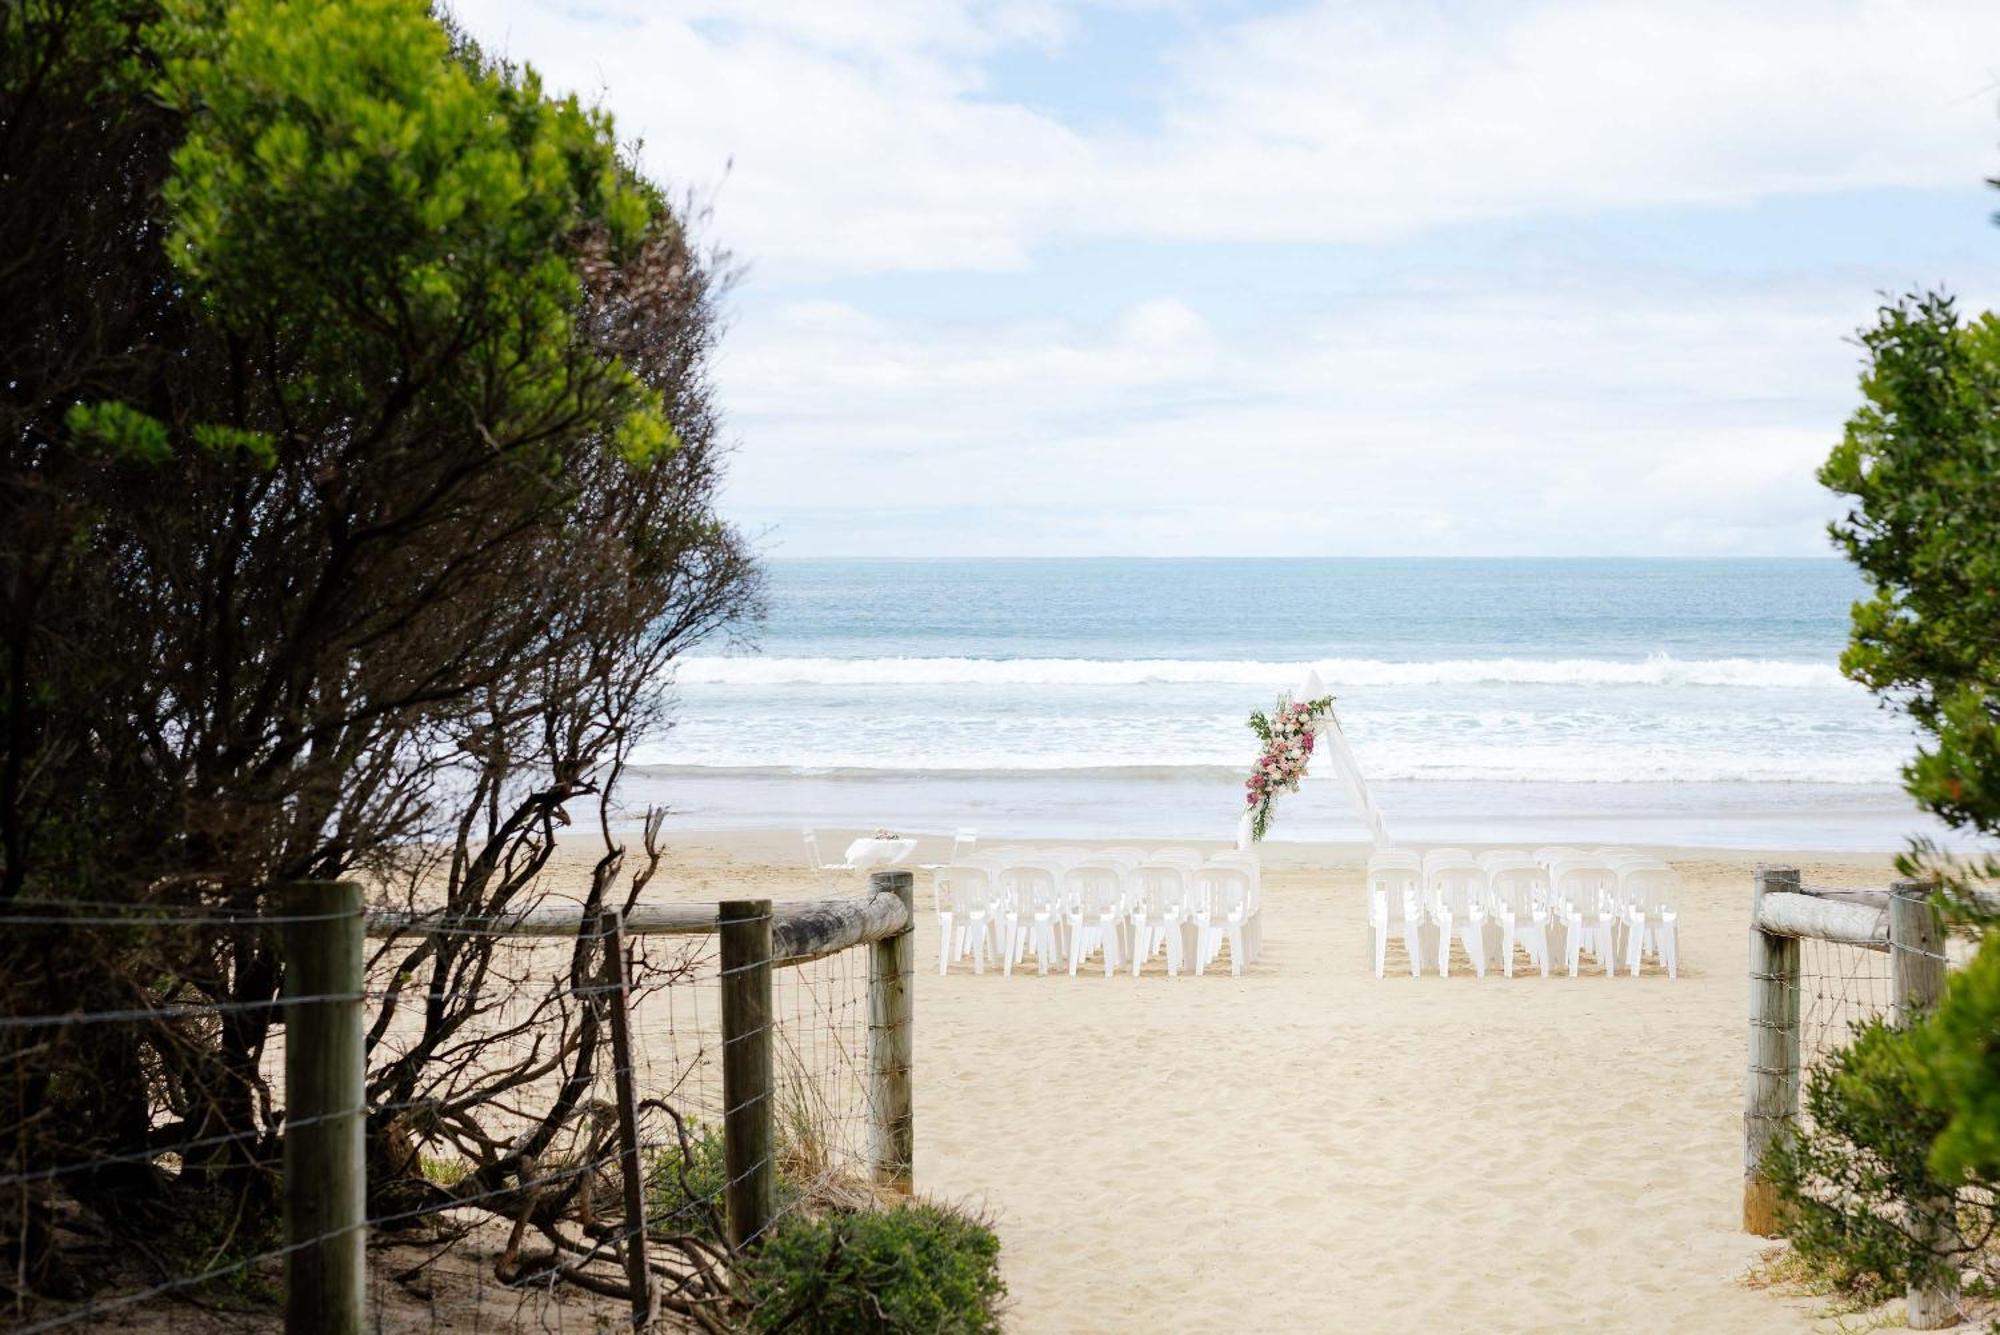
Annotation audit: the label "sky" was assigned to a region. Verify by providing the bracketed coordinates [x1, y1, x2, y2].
[447, 0, 2000, 558]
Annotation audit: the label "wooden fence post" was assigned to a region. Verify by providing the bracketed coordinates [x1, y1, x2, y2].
[599, 909, 654, 1327]
[719, 899, 774, 1251]
[1743, 865, 1801, 1236]
[283, 881, 366, 1335]
[867, 870, 915, 1194]
[1891, 881, 1958, 1329]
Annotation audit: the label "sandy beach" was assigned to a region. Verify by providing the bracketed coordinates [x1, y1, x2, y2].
[553, 828, 1895, 1334]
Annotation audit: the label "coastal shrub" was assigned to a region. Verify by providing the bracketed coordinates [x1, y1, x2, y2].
[1910, 936, 2000, 1185]
[1764, 1017, 1956, 1302]
[645, 1118, 819, 1243]
[1805, 216, 2000, 1310]
[644, 1122, 731, 1241]
[744, 1201, 1006, 1334]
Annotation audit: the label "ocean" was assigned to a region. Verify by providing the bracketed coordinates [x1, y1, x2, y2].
[625, 558, 1952, 850]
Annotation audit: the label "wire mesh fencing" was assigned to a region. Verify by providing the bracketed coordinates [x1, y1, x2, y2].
[1792, 929, 1896, 1130]
[2, 874, 914, 1333]
[0, 894, 377, 1333]
[1744, 871, 1973, 1329]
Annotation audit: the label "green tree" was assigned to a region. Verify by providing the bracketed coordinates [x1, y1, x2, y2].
[1, 0, 757, 1308]
[1821, 292, 2000, 840]
[1794, 225, 2000, 1297]
[1820, 282, 2000, 1212]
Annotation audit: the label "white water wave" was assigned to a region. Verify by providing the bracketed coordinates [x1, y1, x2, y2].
[673, 653, 1849, 690]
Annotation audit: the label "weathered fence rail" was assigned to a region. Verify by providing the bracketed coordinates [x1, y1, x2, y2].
[1742, 865, 1955, 1329]
[366, 887, 911, 965]
[279, 869, 916, 1334]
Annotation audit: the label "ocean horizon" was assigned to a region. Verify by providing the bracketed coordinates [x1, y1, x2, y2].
[627, 557, 1952, 850]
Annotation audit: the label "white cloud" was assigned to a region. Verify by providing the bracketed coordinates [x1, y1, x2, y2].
[450, 0, 2000, 273]
[713, 274, 1972, 556]
[441, 0, 2000, 556]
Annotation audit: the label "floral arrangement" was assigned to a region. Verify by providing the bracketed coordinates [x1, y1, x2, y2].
[1243, 693, 1335, 841]
[872, 828, 900, 841]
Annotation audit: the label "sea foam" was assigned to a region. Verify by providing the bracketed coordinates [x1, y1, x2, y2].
[671, 653, 1848, 690]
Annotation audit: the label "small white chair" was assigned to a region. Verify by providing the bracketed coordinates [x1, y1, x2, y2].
[803, 827, 854, 890]
[1367, 850, 1424, 978]
[1193, 865, 1254, 976]
[1481, 854, 1553, 978]
[1617, 860, 1680, 977]
[1549, 856, 1620, 977]
[1435, 856, 1491, 977]
[993, 858, 1063, 976]
[1062, 859, 1130, 977]
[1420, 848, 1479, 977]
[1130, 862, 1195, 976]
[947, 827, 978, 864]
[1207, 850, 1263, 961]
[933, 863, 995, 975]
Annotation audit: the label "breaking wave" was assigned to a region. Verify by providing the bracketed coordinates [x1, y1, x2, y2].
[672, 654, 1847, 691]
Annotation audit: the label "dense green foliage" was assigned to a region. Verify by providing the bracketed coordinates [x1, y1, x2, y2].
[2, 0, 756, 1310]
[1766, 1018, 1957, 1301]
[1821, 292, 2000, 838]
[153, 0, 675, 467]
[745, 1202, 1007, 1334]
[642, 1121, 769, 1243]
[1912, 935, 2000, 1184]
[1793, 221, 2000, 1302]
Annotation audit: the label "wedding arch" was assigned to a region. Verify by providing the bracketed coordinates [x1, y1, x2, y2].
[1235, 669, 1391, 850]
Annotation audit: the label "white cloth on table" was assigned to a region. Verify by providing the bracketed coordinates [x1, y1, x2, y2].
[845, 837, 916, 870]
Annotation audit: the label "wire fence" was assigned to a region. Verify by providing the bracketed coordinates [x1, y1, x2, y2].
[1788, 884, 1974, 1130]
[1793, 930, 1896, 1128]
[1745, 872, 1974, 1329]
[2, 879, 911, 1332]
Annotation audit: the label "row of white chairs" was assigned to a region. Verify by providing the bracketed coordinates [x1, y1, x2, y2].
[933, 846, 1262, 978]
[1368, 846, 1679, 980]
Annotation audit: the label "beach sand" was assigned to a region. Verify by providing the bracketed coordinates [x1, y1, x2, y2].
[583, 829, 1895, 1334]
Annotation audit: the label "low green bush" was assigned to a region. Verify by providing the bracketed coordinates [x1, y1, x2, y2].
[744, 1200, 1005, 1334]
[644, 1121, 732, 1241]
[1764, 1016, 1958, 1302]
[646, 1117, 816, 1244]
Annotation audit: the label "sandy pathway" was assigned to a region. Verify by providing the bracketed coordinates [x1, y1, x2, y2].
[876, 841, 1892, 1333]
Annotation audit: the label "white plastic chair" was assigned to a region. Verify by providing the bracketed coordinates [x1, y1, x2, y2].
[947, 827, 978, 863]
[1207, 850, 1263, 961]
[1193, 865, 1253, 976]
[1427, 852, 1490, 977]
[803, 827, 854, 891]
[933, 863, 995, 975]
[1617, 860, 1680, 977]
[1062, 859, 1131, 977]
[992, 858, 1063, 976]
[1549, 856, 1620, 977]
[1130, 862, 1195, 976]
[1481, 854, 1553, 978]
[1367, 850, 1424, 978]
[1419, 849, 1476, 977]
